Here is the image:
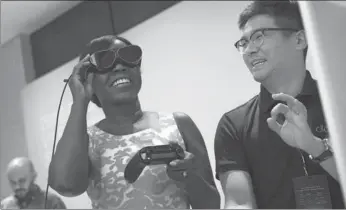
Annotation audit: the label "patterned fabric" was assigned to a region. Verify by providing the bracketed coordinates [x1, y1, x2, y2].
[0, 184, 66, 209]
[86, 112, 189, 209]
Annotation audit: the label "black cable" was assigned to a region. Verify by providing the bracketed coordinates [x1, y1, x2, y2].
[107, 1, 117, 35]
[44, 74, 72, 208]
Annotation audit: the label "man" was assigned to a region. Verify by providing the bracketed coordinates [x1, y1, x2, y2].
[214, 1, 345, 209]
[0, 157, 66, 209]
[48, 35, 220, 209]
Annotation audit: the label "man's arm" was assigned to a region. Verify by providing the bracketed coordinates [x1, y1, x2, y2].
[174, 112, 220, 209]
[220, 171, 257, 209]
[214, 114, 257, 209]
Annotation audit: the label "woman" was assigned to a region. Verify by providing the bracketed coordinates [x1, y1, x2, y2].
[48, 35, 220, 209]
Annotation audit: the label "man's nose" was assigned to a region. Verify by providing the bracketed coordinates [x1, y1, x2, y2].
[243, 42, 259, 55]
[13, 183, 21, 190]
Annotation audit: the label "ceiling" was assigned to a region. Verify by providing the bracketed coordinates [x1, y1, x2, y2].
[332, 1, 346, 7]
[1, 1, 81, 44]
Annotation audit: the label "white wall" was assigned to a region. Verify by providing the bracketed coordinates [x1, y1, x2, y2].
[20, 1, 316, 208]
[299, 1, 346, 201]
[0, 35, 34, 199]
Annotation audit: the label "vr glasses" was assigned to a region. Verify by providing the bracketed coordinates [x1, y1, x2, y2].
[88, 45, 142, 73]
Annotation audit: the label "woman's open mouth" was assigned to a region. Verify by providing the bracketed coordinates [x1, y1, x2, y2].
[111, 78, 132, 88]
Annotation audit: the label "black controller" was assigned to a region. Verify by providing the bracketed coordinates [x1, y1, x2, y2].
[124, 143, 185, 183]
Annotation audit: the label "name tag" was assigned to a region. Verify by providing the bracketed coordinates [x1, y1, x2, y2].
[293, 175, 332, 209]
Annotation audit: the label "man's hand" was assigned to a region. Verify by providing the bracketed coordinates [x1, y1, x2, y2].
[267, 93, 324, 154]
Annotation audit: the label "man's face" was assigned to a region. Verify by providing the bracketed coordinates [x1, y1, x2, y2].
[90, 39, 142, 106]
[8, 167, 35, 198]
[240, 15, 298, 83]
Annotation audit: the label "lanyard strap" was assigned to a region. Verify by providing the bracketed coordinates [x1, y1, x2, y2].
[297, 149, 309, 176]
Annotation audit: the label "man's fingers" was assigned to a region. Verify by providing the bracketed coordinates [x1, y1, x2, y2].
[271, 103, 289, 118]
[270, 103, 297, 124]
[272, 93, 296, 108]
[272, 93, 306, 116]
[293, 98, 307, 116]
[272, 93, 301, 114]
[267, 117, 282, 134]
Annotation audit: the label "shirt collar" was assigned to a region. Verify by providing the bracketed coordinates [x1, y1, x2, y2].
[259, 70, 318, 113]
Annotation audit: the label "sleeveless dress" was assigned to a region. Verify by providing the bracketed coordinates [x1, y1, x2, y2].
[86, 112, 189, 209]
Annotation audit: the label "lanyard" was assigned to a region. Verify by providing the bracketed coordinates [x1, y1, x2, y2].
[295, 96, 310, 177]
[297, 149, 309, 176]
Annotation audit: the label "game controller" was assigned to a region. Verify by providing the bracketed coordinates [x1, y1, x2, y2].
[124, 143, 185, 183]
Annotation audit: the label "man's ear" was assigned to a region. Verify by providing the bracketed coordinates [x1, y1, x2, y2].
[295, 30, 308, 51]
[32, 171, 37, 182]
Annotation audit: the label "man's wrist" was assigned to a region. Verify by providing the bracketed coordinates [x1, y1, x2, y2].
[302, 136, 325, 158]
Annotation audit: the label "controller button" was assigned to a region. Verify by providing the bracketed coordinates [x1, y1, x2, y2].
[140, 153, 147, 160]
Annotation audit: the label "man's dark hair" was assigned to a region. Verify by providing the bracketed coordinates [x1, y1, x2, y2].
[79, 35, 132, 108]
[238, 0, 308, 60]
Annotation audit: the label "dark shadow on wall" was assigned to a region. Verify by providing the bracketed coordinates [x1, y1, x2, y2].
[30, 1, 180, 80]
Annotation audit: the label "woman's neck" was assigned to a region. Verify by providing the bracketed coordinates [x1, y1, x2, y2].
[101, 98, 143, 127]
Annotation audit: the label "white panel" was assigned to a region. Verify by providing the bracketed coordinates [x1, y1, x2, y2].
[299, 1, 346, 202]
[0, 36, 30, 199]
[1, 1, 81, 44]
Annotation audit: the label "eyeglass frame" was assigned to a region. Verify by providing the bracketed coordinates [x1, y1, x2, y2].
[234, 28, 300, 54]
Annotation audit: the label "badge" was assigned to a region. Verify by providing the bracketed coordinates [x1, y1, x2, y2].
[293, 175, 332, 208]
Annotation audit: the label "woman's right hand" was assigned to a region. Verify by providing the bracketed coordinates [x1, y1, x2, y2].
[69, 55, 94, 105]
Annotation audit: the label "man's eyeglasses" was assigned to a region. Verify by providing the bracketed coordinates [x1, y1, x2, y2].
[88, 45, 142, 74]
[234, 28, 299, 54]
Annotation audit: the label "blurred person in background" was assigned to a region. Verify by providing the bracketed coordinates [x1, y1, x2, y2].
[214, 0, 345, 209]
[0, 157, 66, 209]
[48, 35, 220, 209]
